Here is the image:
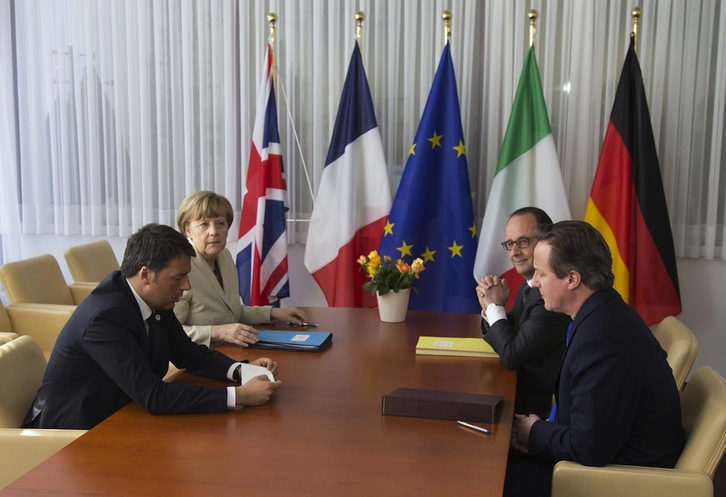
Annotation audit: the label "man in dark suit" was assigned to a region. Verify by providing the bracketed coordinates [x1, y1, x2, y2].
[477, 207, 570, 419]
[505, 221, 685, 497]
[23, 224, 282, 430]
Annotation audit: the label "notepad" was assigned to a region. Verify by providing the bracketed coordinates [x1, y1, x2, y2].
[238, 363, 275, 384]
[415, 336, 499, 358]
[250, 330, 332, 352]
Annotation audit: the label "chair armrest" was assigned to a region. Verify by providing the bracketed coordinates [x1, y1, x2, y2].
[0, 428, 86, 490]
[0, 332, 19, 345]
[4, 304, 76, 352]
[70, 282, 97, 304]
[552, 461, 714, 497]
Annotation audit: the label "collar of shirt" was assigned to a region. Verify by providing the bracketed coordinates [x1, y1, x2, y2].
[126, 277, 153, 322]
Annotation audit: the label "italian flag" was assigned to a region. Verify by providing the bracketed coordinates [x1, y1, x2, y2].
[474, 45, 571, 305]
[584, 37, 680, 326]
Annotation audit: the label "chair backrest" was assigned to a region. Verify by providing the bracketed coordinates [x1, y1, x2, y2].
[64, 240, 119, 283]
[0, 254, 74, 305]
[0, 335, 47, 428]
[675, 366, 726, 476]
[653, 316, 698, 390]
[0, 300, 11, 333]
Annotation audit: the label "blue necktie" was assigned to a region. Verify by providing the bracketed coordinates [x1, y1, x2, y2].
[549, 323, 573, 421]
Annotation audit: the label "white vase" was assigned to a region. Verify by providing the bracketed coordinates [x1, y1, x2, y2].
[376, 288, 411, 323]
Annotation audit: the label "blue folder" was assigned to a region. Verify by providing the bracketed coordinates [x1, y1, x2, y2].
[251, 330, 332, 352]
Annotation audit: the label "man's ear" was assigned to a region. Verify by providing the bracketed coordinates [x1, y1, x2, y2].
[138, 266, 152, 285]
[567, 270, 582, 290]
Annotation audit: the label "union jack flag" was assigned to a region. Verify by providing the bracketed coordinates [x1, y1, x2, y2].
[236, 44, 290, 306]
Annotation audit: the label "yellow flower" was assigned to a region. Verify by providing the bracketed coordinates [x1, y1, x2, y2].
[411, 258, 425, 275]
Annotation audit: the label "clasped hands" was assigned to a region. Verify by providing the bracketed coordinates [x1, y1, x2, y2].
[510, 413, 540, 454]
[477, 275, 510, 308]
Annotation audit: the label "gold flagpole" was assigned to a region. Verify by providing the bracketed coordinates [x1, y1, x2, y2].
[355, 11, 365, 54]
[529, 9, 538, 47]
[268, 12, 278, 92]
[631, 7, 641, 57]
[442, 10, 452, 46]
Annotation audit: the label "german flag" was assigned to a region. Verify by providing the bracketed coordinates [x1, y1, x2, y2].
[584, 36, 681, 326]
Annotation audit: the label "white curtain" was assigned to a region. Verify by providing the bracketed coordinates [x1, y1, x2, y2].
[1, 0, 725, 265]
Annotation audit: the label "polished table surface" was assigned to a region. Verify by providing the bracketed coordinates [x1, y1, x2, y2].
[4, 307, 515, 496]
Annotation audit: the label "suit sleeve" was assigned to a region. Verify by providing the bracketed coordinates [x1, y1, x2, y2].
[84, 305, 229, 416]
[527, 337, 639, 466]
[239, 305, 273, 325]
[484, 299, 569, 370]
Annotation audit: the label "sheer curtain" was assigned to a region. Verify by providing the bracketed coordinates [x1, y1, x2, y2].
[1, 0, 725, 265]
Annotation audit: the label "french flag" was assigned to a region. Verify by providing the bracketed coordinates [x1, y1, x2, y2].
[304, 42, 391, 308]
[237, 44, 290, 306]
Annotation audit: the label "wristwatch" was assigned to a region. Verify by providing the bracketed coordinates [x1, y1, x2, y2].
[232, 360, 250, 383]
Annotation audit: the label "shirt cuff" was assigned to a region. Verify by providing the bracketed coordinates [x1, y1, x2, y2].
[227, 386, 242, 410]
[485, 303, 507, 325]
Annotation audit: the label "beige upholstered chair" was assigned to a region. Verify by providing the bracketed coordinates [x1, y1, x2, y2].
[0, 303, 17, 345]
[653, 316, 699, 391]
[0, 335, 86, 490]
[552, 366, 726, 497]
[0, 254, 95, 305]
[0, 255, 89, 354]
[0, 301, 11, 333]
[64, 240, 120, 283]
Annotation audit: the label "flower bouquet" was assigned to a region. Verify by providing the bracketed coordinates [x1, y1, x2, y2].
[357, 250, 425, 296]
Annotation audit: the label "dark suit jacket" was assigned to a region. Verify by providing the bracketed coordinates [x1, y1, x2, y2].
[23, 271, 237, 430]
[482, 283, 570, 418]
[529, 288, 685, 468]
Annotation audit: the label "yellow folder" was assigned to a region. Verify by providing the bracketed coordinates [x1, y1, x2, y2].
[415, 336, 499, 358]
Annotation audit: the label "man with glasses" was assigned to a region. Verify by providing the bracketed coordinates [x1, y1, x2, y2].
[476, 207, 570, 419]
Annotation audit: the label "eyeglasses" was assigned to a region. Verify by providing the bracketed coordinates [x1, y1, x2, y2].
[500, 236, 536, 251]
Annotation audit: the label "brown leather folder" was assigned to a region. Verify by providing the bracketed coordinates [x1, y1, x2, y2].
[381, 387, 503, 423]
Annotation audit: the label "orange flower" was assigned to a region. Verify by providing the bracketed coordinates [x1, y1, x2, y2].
[396, 259, 411, 274]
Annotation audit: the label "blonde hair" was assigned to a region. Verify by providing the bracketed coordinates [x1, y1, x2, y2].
[176, 191, 234, 235]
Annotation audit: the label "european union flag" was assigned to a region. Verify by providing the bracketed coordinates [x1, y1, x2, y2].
[378, 43, 479, 314]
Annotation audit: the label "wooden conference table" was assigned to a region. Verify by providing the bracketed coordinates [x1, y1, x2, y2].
[4, 307, 515, 496]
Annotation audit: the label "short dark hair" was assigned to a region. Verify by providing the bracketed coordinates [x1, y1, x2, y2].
[510, 207, 553, 233]
[120, 224, 196, 277]
[538, 220, 614, 291]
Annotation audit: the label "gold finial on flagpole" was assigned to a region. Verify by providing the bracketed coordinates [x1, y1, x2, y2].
[529, 9, 539, 47]
[268, 13, 278, 93]
[355, 12, 365, 56]
[631, 7, 641, 57]
[355, 11, 365, 46]
[442, 10, 452, 46]
[268, 12, 277, 46]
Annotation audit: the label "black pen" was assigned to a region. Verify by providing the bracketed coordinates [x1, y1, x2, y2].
[286, 321, 318, 327]
[457, 420, 491, 435]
